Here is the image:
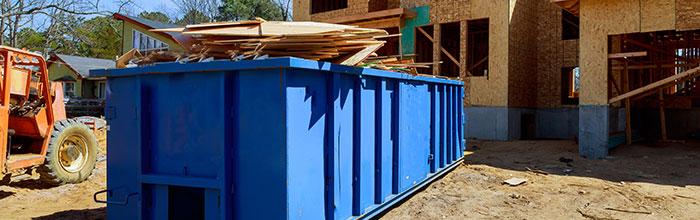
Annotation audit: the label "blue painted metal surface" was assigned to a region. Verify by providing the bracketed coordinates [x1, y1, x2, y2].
[92, 57, 465, 220]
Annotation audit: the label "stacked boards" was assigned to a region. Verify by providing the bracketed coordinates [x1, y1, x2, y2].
[151, 20, 388, 66]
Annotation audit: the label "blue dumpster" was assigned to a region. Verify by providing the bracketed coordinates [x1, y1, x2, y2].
[91, 57, 465, 220]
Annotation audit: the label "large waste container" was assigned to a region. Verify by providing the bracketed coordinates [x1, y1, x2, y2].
[91, 57, 465, 220]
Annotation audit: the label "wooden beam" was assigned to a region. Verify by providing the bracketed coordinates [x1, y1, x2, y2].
[608, 72, 622, 95]
[468, 56, 488, 72]
[347, 17, 401, 29]
[611, 62, 700, 70]
[416, 26, 465, 75]
[325, 8, 417, 24]
[608, 51, 647, 59]
[631, 73, 699, 101]
[619, 36, 699, 62]
[609, 66, 700, 103]
[624, 60, 632, 145]
[659, 89, 667, 141]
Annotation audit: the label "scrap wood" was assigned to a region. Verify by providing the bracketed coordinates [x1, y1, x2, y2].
[503, 178, 528, 186]
[525, 167, 550, 175]
[150, 20, 388, 66]
[116, 48, 143, 68]
[604, 207, 652, 215]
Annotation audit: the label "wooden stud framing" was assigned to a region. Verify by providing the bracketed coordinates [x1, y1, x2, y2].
[416, 26, 463, 73]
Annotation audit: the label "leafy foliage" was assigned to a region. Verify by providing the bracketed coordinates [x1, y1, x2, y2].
[177, 10, 211, 25]
[138, 12, 173, 24]
[217, 0, 284, 21]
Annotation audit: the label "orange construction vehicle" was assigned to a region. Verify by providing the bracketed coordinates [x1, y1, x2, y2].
[0, 46, 97, 185]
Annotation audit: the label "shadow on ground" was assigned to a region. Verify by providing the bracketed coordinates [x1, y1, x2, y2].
[8, 179, 59, 190]
[32, 207, 106, 220]
[464, 139, 700, 187]
[0, 190, 14, 200]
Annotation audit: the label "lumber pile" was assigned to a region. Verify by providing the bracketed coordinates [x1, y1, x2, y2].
[149, 19, 389, 66]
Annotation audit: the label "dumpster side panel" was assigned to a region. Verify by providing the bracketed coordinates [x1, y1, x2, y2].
[143, 72, 225, 178]
[429, 84, 439, 173]
[285, 69, 327, 220]
[377, 79, 395, 203]
[355, 77, 376, 214]
[330, 73, 355, 220]
[106, 76, 141, 220]
[233, 69, 288, 219]
[398, 81, 431, 191]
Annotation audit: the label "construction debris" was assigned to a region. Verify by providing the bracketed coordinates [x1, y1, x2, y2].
[503, 178, 528, 186]
[147, 19, 388, 66]
[114, 20, 450, 76]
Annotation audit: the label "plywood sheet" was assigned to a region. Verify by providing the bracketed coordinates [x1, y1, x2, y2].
[400, 0, 429, 8]
[430, 0, 471, 24]
[676, 0, 700, 31]
[641, 0, 675, 32]
[580, 0, 640, 35]
[470, 0, 491, 19]
[507, 0, 539, 108]
[309, 0, 367, 22]
[293, 0, 311, 21]
[579, 0, 610, 105]
[465, 0, 509, 107]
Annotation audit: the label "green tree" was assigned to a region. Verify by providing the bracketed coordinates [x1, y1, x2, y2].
[15, 28, 46, 52]
[217, 0, 283, 21]
[73, 16, 122, 59]
[138, 11, 173, 24]
[177, 9, 211, 25]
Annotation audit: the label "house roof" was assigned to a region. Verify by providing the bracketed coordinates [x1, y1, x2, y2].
[50, 54, 115, 78]
[54, 75, 77, 82]
[113, 13, 190, 50]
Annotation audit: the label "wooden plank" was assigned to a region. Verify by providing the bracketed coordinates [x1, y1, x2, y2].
[348, 17, 401, 29]
[336, 42, 384, 66]
[624, 60, 632, 145]
[324, 8, 417, 24]
[608, 51, 647, 59]
[609, 66, 700, 103]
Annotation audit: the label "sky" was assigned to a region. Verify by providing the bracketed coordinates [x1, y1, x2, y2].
[99, 0, 178, 16]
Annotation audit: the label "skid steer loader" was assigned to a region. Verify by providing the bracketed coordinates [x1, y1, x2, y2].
[0, 46, 98, 185]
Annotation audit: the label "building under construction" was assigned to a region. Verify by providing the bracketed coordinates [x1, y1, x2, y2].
[293, 0, 700, 158]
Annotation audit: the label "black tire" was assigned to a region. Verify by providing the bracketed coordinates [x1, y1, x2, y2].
[38, 119, 98, 185]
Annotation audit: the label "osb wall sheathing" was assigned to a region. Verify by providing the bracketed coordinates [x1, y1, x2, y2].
[641, 0, 675, 32]
[308, 0, 368, 21]
[676, 0, 700, 31]
[608, 36, 623, 108]
[536, 1, 579, 108]
[293, 0, 311, 21]
[442, 0, 509, 107]
[401, 0, 429, 8]
[508, 0, 539, 108]
[579, 0, 639, 105]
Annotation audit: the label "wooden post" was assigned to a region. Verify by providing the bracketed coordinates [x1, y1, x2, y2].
[659, 88, 667, 141]
[624, 59, 632, 145]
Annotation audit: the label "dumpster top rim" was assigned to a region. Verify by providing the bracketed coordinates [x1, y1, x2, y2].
[89, 57, 463, 86]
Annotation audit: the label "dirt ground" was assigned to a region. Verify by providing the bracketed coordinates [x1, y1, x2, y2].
[1, 137, 699, 219]
[0, 130, 107, 220]
[380, 140, 700, 220]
